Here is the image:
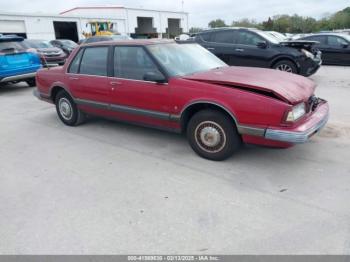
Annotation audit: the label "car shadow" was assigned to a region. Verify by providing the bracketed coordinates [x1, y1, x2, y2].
[0, 82, 32, 94]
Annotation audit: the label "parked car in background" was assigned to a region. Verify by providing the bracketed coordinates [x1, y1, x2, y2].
[23, 39, 67, 65]
[0, 34, 41, 87]
[300, 33, 350, 65]
[50, 39, 78, 55]
[34, 40, 328, 160]
[192, 28, 322, 76]
[82, 34, 133, 44]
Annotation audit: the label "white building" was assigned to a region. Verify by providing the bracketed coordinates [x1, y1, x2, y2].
[0, 6, 189, 42]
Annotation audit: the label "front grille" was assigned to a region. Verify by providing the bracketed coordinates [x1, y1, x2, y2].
[307, 95, 321, 113]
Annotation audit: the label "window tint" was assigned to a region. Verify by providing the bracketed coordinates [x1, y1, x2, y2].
[328, 36, 348, 46]
[211, 30, 234, 44]
[199, 32, 211, 42]
[79, 47, 108, 76]
[236, 31, 263, 45]
[68, 48, 83, 74]
[114, 46, 162, 81]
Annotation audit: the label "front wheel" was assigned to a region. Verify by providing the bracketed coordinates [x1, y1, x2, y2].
[273, 60, 297, 74]
[55, 90, 86, 126]
[186, 109, 241, 161]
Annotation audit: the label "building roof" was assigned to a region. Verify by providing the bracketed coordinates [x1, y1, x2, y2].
[60, 6, 188, 15]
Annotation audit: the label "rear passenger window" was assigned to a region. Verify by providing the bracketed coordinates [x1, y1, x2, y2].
[306, 36, 327, 44]
[68, 49, 83, 74]
[79, 47, 108, 76]
[211, 30, 234, 44]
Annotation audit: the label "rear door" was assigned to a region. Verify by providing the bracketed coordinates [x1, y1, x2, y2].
[305, 35, 330, 64]
[197, 30, 237, 65]
[66, 46, 110, 109]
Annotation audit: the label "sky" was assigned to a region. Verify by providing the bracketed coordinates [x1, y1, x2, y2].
[0, 0, 349, 27]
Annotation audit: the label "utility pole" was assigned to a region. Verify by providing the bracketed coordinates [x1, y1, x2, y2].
[181, 0, 184, 12]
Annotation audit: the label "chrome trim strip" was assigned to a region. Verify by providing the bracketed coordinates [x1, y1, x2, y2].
[75, 98, 172, 121]
[180, 101, 239, 125]
[0, 72, 36, 82]
[237, 125, 266, 137]
[265, 113, 329, 143]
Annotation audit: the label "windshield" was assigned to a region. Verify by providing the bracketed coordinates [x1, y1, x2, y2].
[340, 34, 350, 42]
[61, 40, 77, 48]
[111, 35, 133, 40]
[256, 31, 281, 44]
[147, 43, 227, 77]
[24, 40, 54, 48]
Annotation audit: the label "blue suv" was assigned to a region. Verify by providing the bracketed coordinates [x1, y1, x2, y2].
[0, 34, 42, 87]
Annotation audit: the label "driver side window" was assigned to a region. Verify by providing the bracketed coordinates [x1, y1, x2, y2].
[114, 46, 163, 81]
[328, 36, 347, 46]
[236, 31, 263, 46]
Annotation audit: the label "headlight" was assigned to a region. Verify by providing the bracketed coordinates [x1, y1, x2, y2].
[286, 103, 306, 122]
[301, 49, 314, 59]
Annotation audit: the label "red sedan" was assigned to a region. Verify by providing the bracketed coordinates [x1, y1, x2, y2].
[34, 40, 329, 160]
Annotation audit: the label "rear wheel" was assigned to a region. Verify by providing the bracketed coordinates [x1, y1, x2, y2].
[186, 109, 241, 161]
[26, 78, 36, 87]
[273, 60, 297, 74]
[55, 90, 86, 126]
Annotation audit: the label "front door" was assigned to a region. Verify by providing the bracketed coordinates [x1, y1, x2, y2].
[325, 35, 350, 65]
[233, 30, 274, 68]
[108, 45, 173, 129]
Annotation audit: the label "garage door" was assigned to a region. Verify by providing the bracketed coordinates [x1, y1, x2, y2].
[0, 20, 26, 33]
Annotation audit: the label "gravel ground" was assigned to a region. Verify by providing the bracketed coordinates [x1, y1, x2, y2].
[0, 66, 349, 254]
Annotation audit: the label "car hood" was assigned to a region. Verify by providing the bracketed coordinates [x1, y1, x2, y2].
[183, 66, 316, 104]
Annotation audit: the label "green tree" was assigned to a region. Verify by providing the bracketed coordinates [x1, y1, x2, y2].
[231, 18, 260, 28]
[208, 19, 227, 28]
[189, 27, 203, 34]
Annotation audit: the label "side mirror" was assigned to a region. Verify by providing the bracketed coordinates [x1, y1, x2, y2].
[341, 43, 349, 48]
[257, 41, 267, 49]
[143, 71, 166, 84]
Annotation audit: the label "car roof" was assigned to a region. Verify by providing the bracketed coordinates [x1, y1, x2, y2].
[199, 27, 259, 34]
[82, 39, 175, 47]
[305, 33, 349, 37]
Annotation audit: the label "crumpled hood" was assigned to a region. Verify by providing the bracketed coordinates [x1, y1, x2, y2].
[183, 66, 316, 104]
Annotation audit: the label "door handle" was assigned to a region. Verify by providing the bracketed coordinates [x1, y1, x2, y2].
[206, 47, 215, 50]
[235, 48, 244, 52]
[69, 76, 79, 80]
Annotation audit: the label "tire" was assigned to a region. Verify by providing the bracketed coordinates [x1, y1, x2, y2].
[26, 78, 36, 87]
[186, 109, 241, 161]
[273, 60, 297, 74]
[55, 90, 86, 126]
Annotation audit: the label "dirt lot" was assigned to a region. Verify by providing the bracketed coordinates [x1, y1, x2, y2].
[0, 66, 349, 254]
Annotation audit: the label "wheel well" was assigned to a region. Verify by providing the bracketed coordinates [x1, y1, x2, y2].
[180, 103, 237, 133]
[271, 58, 299, 72]
[50, 86, 65, 102]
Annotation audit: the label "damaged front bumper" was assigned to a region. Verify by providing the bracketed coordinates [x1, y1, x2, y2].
[265, 101, 329, 143]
